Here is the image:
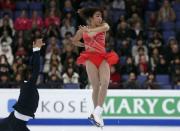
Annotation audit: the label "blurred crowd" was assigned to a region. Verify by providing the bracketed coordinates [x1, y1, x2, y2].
[0, 0, 179, 89]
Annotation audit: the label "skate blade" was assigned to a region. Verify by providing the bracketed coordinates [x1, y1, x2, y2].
[88, 114, 104, 128]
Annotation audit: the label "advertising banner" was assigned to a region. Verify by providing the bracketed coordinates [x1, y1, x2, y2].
[0, 89, 180, 126]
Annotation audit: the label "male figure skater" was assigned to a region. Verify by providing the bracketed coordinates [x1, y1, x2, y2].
[0, 38, 45, 131]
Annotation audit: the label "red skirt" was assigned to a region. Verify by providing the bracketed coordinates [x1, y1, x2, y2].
[77, 51, 119, 68]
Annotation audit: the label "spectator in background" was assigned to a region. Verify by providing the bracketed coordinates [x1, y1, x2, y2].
[15, 64, 27, 78]
[0, 12, 14, 37]
[134, 47, 149, 66]
[0, 55, 11, 89]
[12, 61, 27, 88]
[150, 48, 161, 71]
[14, 37, 27, 59]
[105, 31, 115, 52]
[0, 30, 12, 46]
[172, 56, 180, 71]
[136, 53, 149, 76]
[78, 66, 88, 89]
[126, 1, 143, 18]
[123, 72, 141, 89]
[61, 44, 78, 65]
[172, 0, 180, 5]
[63, 12, 76, 27]
[147, 12, 158, 30]
[60, 19, 75, 38]
[132, 38, 148, 57]
[0, 0, 3, 8]
[33, 28, 43, 39]
[109, 65, 122, 89]
[112, 0, 126, 10]
[11, 73, 23, 88]
[128, 13, 142, 27]
[0, 74, 10, 88]
[44, 48, 60, 67]
[48, 64, 61, 79]
[80, 0, 97, 8]
[114, 14, 126, 27]
[149, 30, 162, 41]
[102, 8, 113, 27]
[170, 56, 180, 79]
[29, 10, 44, 30]
[149, 35, 163, 53]
[63, 56, 78, 72]
[142, 72, 160, 89]
[43, 52, 62, 79]
[62, 66, 79, 84]
[156, 55, 169, 74]
[174, 79, 180, 89]
[12, 57, 27, 76]
[0, 40, 13, 65]
[47, 0, 59, 9]
[121, 56, 137, 74]
[158, 0, 176, 23]
[62, 32, 73, 47]
[63, 0, 75, 13]
[46, 36, 61, 54]
[45, 9, 61, 28]
[99, 0, 112, 9]
[46, 74, 63, 88]
[0, 55, 12, 77]
[0, 0, 15, 11]
[116, 20, 131, 42]
[14, 10, 30, 31]
[144, 0, 158, 11]
[44, 24, 60, 38]
[166, 37, 179, 62]
[172, 67, 180, 89]
[15, 30, 24, 39]
[117, 39, 132, 57]
[15, 45, 27, 59]
[130, 21, 146, 40]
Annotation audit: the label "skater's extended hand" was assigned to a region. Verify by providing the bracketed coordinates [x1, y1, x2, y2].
[33, 38, 45, 49]
[79, 25, 89, 32]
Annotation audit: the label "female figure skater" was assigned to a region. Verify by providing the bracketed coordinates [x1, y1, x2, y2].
[71, 8, 119, 127]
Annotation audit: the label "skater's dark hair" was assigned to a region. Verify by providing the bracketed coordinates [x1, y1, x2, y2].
[78, 7, 103, 20]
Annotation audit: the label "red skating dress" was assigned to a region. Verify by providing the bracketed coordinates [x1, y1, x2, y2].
[77, 32, 119, 68]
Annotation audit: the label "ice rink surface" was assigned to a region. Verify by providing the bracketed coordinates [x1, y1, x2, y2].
[29, 126, 180, 131]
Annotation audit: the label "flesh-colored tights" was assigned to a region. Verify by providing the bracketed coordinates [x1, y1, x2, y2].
[86, 60, 110, 108]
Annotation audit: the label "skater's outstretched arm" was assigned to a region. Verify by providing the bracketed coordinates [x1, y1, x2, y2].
[12, 38, 45, 117]
[0, 39, 45, 131]
[29, 39, 45, 84]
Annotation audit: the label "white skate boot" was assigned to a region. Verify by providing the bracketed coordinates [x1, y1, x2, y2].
[88, 106, 104, 128]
